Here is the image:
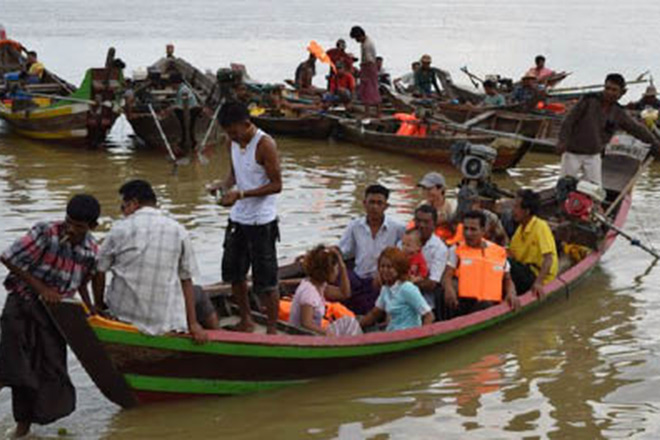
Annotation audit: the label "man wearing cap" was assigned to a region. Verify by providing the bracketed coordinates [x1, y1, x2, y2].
[558, 73, 660, 186]
[417, 172, 456, 241]
[511, 72, 545, 111]
[627, 85, 660, 111]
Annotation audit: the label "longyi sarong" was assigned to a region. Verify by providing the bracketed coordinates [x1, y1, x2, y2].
[358, 62, 382, 105]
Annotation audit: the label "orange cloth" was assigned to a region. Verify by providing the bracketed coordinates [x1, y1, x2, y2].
[454, 240, 507, 302]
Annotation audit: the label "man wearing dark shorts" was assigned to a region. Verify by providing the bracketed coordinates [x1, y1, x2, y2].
[211, 102, 282, 334]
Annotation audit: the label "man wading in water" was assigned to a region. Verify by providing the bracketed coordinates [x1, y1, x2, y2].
[209, 102, 282, 334]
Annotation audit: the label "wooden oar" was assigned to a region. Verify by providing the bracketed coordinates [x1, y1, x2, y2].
[43, 299, 137, 408]
[195, 99, 224, 165]
[549, 77, 649, 95]
[147, 103, 182, 170]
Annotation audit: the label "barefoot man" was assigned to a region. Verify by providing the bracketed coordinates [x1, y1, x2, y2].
[210, 101, 282, 334]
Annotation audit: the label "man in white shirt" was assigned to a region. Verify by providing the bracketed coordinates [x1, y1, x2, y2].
[412, 204, 449, 316]
[338, 184, 405, 314]
[94, 180, 208, 342]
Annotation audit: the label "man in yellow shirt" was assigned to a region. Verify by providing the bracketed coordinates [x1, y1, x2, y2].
[508, 189, 558, 297]
[26, 51, 45, 82]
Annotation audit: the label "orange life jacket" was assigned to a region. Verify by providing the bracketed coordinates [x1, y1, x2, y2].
[278, 297, 355, 329]
[406, 219, 462, 245]
[394, 113, 427, 137]
[454, 240, 507, 302]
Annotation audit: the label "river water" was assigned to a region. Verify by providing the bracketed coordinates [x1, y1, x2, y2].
[1, 1, 660, 438]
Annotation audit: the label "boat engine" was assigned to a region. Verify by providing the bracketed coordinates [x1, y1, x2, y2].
[563, 180, 606, 221]
[451, 140, 497, 181]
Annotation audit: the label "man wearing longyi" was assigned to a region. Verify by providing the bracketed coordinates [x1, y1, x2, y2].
[210, 101, 283, 334]
[0, 195, 100, 438]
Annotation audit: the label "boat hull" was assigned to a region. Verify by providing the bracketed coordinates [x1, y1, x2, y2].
[251, 114, 335, 139]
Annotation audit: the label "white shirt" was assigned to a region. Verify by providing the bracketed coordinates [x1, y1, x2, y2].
[97, 207, 198, 335]
[230, 129, 278, 225]
[339, 216, 405, 278]
[361, 36, 377, 64]
[421, 234, 448, 283]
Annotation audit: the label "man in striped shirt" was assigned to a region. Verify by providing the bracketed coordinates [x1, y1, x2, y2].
[0, 194, 100, 438]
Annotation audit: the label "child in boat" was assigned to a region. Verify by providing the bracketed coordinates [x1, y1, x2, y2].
[401, 229, 428, 282]
[360, 247, 434, 332]
[289, 245, 360, 335]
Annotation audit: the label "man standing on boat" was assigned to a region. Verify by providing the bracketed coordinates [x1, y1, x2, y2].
[557, 73, 660, 186]
[338, 184, 405, 315]
[0, 195, 100, 438]
[213, 102, 282, 334]
[93, 180, 211, 341]
[350, 26, 381, 117]
[442, 210, 518, 318]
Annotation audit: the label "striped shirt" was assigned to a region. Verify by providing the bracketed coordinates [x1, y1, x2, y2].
[97, 207, 198, 335]
[2, 221, 98, 299]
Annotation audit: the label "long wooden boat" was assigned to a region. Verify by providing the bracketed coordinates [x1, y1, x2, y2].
[0, 43, 124, 147]
[251, 112, 336, 139]
[334, 116, 536, 171]
[125, 52, 223, 156]
[46, 137, 648, 408]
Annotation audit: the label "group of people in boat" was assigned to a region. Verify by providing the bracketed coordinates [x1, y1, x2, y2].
[2, 65, 660, 435]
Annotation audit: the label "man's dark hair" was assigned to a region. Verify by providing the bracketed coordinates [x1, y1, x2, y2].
[517, 189, 540, 216]
[483, 79, 496, 89]
[350, 26, 366, 39]
[119, 179, 157, 205]
[365, 184, 390, 200]
[415, 204, 438, 224]
[535, 55, 545, 64]
[376, 56, 383, 62]
[27, 50, 37, 58]
[605, 73, 626, 90]
[463, 210, 487, 228]
[217, 101, 250, 128]
[67, 194, 101, 227]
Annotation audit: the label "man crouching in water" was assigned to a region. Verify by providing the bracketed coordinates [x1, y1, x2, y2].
[210, 102, 282, 334]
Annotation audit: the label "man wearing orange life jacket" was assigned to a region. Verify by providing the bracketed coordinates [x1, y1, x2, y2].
[442, 210, 519, 318]
[394, 112, 427, 137]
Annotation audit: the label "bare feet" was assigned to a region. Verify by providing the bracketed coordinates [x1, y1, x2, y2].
[14, 422, 31, 438]
[226, 320, 255, 333]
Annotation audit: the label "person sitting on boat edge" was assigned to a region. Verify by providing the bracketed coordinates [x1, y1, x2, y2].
[326, 62, 356, 106]
[481, 79, 506, 108]
[24, 50, 45, 83]
[511, 72, 545, 112]
[338, 184, 406, 315]
[414, 171, 459, 242]
[525, 55, 555, 84]
[414, 54, 442, 98]
[360, 247, 434, 331]
[442, 210, 519, 318]
[0, 194, 101, 438]
[212, 101, 283, 334]
[376, 56, 391, 87]
[507, 189, 558, 298]
[393, 61, 421, 94]
[557, 73, 660, 186]
[93, 180, 211, 343]
[410, 204, 449, 317]
[292, 52, 317, 93]
[288, 245, 361, 336]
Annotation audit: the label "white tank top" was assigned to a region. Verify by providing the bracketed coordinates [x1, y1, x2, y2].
[229, 129, 278, 225]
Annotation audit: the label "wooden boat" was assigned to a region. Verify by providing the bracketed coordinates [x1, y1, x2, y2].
[0, 43, 124, 147]
[251, 112, 336, 139]
[46, 136, 649, 408]
[334, 115, 538, 171]
[125, 52, 223, 157]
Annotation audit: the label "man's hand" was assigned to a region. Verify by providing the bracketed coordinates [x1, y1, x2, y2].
[505, 292, 520, 311]
[444, 286, 459, 309]
[189, 322, 208, 344]
[531, 281, 545, 299]
[39, 287, 61, 303]
[220, 190, 241, 207]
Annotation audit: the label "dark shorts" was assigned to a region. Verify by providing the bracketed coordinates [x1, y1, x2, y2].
[221, 219, 279, 294]
[342, 269, 379, 315]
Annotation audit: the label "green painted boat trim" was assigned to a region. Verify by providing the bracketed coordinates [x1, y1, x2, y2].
[125, 374, 307, 395]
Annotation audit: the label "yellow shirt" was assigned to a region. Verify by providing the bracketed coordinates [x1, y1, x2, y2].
[509, 215, 558, 284]
[28, 62, 45, 79]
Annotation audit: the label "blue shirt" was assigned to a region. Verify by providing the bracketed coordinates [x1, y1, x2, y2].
[339, 216, 406, 278]
[375, 281, 432, 331]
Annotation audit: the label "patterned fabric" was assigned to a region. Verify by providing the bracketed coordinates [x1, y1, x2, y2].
[98, 207, 198, 335]
[2, 221, 98, 299]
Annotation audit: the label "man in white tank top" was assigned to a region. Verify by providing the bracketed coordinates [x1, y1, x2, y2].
[210, 102, 282, 334]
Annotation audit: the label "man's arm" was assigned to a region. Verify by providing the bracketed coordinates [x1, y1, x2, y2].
[531, 253, 554, 298]
[616, 107, 660, 151]
[441, 266, 458, 309]
[0, 256, 59, 303]
[92, 271, 107, 311]
[181, 278, 207, 343]
[502, 272, 519, 310]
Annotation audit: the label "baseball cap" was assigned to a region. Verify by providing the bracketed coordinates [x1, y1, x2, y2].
[417, 172, 446, 188]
